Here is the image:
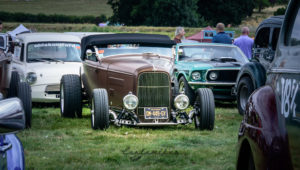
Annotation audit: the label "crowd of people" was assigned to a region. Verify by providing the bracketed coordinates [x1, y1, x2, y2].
[174, 22, 254, 60]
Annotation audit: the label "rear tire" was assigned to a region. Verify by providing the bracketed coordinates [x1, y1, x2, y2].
[237, 77, 254, 115]
[8, 71, 20, 97]
[179, 76, 195, 105]
[194, 88, 215, 130]
[91, 89, 109, 130]
[60, 75, 82, 118]
[17, 82, 32, 128]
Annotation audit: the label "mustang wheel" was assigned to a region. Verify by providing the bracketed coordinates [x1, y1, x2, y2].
[17, 82, 32, 128]
[91, 88, 109, 130]
[60, 75, 82, 118]
[237, 77, 254, 115]
[179, 76, 195, 105]
[194, 88, 215, 130]
[8, 71, 20, 97]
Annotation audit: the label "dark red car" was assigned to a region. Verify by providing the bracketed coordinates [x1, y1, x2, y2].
[236, 0, 300, 169]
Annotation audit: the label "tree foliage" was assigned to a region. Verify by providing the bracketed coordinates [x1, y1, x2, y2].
[107, 0, 255, 27]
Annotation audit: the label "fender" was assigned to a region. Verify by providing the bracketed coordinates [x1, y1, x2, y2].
[238, 85, 292, 170]
[234, 62, 266, 93]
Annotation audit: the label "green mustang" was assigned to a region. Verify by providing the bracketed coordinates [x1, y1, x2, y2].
[174, 43, 248, 103]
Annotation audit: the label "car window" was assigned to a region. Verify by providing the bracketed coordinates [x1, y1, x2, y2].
[179, 45, 248, 63]
[289, 6, 300, 46]
[96, 44, 173, 57]
[255, 27, 270, 48]
[271, 28, 281, 50]
[27, 42, 81, 62]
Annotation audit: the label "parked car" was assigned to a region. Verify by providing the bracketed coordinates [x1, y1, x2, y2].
[234, 15, 284, 115]
[11, 33, 82, 102]
[0, 33, 32, 127]
[174, 43, 248, 103]
[237, 0, 300, 169]
[60, 33, 215, 130]
[0, 97, 26, 170]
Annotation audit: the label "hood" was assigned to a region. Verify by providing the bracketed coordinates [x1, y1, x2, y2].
[104, 55, 174, 75]
[27, 62, 82, 86]
[176, 60, 242, 70]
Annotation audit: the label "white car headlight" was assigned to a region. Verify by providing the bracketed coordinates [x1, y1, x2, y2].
[192, 72, 201, 80]
[123, 93, 139, 110]
[209, 72, 218, 81]
[174, 94, 189, 110]
[26, 72, 37, 84]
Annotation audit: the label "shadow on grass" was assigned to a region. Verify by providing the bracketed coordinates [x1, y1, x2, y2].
[215, 100, 237, 108]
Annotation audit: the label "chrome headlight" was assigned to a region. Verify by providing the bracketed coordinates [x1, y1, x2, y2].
[209, 72, 218, 81]
[26, 72, 37, 84]
[174, 94, 189, 110]
[123, 93, 138, 110]
[192, 72, 201, 80]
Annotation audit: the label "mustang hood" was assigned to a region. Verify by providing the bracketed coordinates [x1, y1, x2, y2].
[26, 62, 82, 86]
[105, 55, 174, 75]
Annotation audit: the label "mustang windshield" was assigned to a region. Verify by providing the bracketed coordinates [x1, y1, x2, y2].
[96, 44, 173, 57]
[179, 45, 248, 63]
[27, 42, 81, 62]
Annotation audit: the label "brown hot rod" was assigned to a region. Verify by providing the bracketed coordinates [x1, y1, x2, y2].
[60, 33, 215, 130]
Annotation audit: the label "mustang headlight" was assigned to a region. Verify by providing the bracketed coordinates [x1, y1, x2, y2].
[174, 94, 189, 110]
[209, 72, 218, 81]
[192, 72, 201, 80]
[123, 93, 138, 110]
[26, 72, 37, 84]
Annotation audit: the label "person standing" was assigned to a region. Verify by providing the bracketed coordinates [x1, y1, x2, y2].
[234, 27, 254, 60]
[212, 23, 232, 44]
[174, 27, 185, 43]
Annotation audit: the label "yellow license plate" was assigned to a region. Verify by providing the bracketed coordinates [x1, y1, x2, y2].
[144, 107, 168, 119]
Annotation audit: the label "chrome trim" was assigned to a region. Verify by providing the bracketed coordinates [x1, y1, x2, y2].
[109, 110, 117, 122]
[188, 82, 235, 86]
[268, 68, 300, 74]
[136, 122, 179, 126]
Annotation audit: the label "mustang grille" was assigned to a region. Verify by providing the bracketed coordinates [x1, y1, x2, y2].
[45, 84, 60, 94]
[206, 69, 239, 82]
[137, 72, 170, 115]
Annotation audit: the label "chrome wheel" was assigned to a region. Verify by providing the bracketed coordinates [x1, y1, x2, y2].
[91, 99, 95, 128]
[239, 85, 248, 111]
[60, 84, 64, 113]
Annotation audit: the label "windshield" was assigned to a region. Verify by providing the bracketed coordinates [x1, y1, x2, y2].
[179, 45, 248, 63]
[95, 44, 173, 57]
[27, 42, 81, 62]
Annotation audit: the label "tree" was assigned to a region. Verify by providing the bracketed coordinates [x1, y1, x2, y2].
[255, 0, 271, 12]
[107, 0, 207, 27]
[197, 0, 255, 26]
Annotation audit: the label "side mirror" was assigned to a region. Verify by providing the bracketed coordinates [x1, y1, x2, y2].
[85, 46, 102, 62]
[0, 98, 26, 134]
[86, 49, 93, 57]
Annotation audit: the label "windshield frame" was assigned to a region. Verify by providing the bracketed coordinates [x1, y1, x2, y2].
[26, 41, 81, 63]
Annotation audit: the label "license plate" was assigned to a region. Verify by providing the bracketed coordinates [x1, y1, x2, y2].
[144, 107, 168, 119]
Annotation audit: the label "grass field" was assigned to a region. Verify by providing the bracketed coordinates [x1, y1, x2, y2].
[17, 103, 242, 170]
[0, 0, 112, 16]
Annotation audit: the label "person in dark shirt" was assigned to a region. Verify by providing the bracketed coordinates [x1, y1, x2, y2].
[174, 27, 185, 43]
[212, 23, 232, 44]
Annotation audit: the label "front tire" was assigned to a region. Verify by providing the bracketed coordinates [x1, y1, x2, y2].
[194, 88, 215, 130]
[60, 75, 82, 118]
[179, 76, 195, 105]
[237, 77, 254, 115]
[8, 71, 20, 97]
[91, 89, 109, 130]
[17, 82, 32, 128]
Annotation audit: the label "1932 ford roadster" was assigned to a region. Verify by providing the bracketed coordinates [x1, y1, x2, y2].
[60, 33, 215, 130]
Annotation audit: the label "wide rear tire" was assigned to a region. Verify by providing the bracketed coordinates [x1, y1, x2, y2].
[91, 89, 109, 130]
[194, 88, 215, 130]
[60, 74, 82, 118]
[237, 77, 254, 115]
[17, 82, 32, 128]
[179, 76, 195, 105]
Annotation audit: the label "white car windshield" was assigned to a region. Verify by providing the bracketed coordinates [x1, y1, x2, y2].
[96, 44, 172, 57]
[27, 42, 81, 62]
[179, 45, 248, 63]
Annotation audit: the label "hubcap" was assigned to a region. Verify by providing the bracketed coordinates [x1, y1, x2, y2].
[91, 99, 95, 127]
[239, 85, 249, 111]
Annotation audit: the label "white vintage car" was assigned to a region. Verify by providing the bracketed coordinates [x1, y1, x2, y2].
[11, 33, 82, 102]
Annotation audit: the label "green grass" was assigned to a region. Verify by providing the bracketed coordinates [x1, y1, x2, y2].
[0, 0, 112, 16]
[18, 103, 242, 169]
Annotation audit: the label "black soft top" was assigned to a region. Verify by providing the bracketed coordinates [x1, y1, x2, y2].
[257, 15, 284, 29]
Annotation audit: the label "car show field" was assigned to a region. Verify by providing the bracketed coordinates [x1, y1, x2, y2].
[18, 104, 241, 169]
